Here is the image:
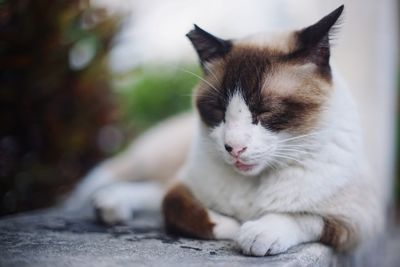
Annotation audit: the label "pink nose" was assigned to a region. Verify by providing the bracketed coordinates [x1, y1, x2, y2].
[224, 144, 247, 157]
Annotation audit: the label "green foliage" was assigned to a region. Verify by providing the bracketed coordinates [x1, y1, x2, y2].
[115, 66, 201, 134]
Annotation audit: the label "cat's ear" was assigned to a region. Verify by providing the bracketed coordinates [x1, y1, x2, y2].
[186, 25, 232, 65]
[296, 5, 344, 67]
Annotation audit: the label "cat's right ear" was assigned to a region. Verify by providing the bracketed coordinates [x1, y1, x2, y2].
[186, 25, 232, 65]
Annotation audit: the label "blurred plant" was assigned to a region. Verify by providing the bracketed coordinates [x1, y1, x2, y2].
[115, 66, 200, 134]
[0, 0, 120, 215]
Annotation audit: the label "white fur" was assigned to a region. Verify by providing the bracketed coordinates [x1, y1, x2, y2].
[209, 210, 241, 240]
[179, 70, 382, 254]
[63, 166, 115, 212]
[92, 182, 162, 225]
[211, 92, 281, 176]
[237, 213, 323, 256]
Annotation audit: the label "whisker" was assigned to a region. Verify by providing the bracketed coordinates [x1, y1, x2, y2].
[153, 63, 225, 101]
[251, 147, 314, 160]
[266, 158, 281, 171]
[179, 68, 222, 97]
[273, 153, 304, 165]
[278, 144, 318, 149]
[191, 90, 222, 99]
[203, 64, 220, 85]
[250, 144, 317, 158]
[276, 131, 325, 144]
[275, 148, 313, 155]
[251, 151, 272, 157]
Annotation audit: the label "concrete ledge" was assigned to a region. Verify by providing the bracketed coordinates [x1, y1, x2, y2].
[0, 209, 396, 267]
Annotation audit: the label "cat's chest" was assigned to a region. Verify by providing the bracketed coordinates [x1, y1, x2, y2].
[184, 169, 257, 220]
[182, 159, 287, 221]
[181, 154, 338, 221]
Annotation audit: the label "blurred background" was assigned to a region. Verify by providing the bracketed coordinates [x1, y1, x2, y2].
[0, 0, 398, 217]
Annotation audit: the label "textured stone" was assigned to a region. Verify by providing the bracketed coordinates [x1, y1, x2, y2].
[0, 209, 397, 267]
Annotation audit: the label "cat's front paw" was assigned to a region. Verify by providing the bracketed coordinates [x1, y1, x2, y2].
[236, 214, 302, 256]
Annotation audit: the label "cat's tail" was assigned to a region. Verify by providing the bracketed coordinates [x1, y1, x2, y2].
[62, 112, 195, 215]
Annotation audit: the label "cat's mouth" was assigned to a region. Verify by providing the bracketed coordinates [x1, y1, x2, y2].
[234, 160, 257, 172]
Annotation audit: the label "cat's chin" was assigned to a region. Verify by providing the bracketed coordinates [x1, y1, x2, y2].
[232, 162, 264, 176]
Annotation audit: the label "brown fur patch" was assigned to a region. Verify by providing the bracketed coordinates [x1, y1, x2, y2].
[320, 217, 357, 250]
[195, 43, 331, 133]
[258, 62, 330, 133]
[162, 183, 215, 239]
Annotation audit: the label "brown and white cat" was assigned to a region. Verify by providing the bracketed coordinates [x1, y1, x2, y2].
[66, 5, 383, 256]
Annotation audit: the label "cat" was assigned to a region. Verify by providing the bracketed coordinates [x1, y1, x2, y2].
[66, 5, 383, 257]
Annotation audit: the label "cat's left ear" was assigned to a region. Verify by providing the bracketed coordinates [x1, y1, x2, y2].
[296, 5, 344, 67]
[186, 25, 232, 66]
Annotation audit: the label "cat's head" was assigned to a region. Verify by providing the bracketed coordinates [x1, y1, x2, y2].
[187, 5, 344, 176]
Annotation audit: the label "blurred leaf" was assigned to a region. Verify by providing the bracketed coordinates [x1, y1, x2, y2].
[69, 35, 98, 70]
[116, 65, 200, 133]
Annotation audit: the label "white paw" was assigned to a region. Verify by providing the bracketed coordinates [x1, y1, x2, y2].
[91, 184, 134, 225]
[236, 214, 302, 256]
[208, 211, 240, 240]
[63, 167, 114, 212]
[91, 182, 163, 225]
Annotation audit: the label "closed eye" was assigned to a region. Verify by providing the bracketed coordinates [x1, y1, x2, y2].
[196, 97, 226, 127]
[252, 110, 272, 124]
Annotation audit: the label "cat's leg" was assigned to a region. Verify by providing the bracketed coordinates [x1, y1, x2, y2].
[92, 181, 163, 225]
[63, 112, 194, 212]
[319, 216, 358, 251]
[237, 213, 357, 256]
[162, 183, 240, 240]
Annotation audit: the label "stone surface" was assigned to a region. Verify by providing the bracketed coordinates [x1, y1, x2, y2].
[0, 209, 398, 267]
